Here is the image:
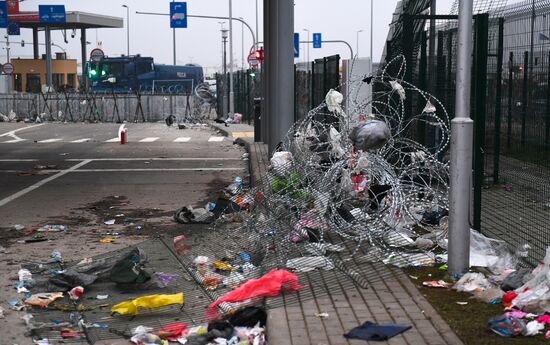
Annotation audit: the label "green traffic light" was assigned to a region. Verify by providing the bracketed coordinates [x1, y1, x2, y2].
[90, 69, 97, 76]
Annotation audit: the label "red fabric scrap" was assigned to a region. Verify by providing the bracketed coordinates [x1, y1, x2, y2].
[502, 291, 518, 308]
[206, 269, 301, 320]
[155, 322, 188, 341]
[536, 315, 550, 325]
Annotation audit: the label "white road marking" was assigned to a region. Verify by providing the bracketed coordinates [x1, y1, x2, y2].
[73, 168, 243, 172]
[0, 159, 38, 162]
[65, 157, 242, 161]
[70, 138, 91, 143]
[0, 160, 91, 208]
[174, 137, 191, 142]
[2, 138, 27, 143]
[105, 137, 119, 142]
[208, 136, 225, 142]
[139, 137, 160, 142]
[0, 123, 45, 137]
[38, 138, 62, 143]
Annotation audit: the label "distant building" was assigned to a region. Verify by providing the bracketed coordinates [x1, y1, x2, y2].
[11, 53, 78, 93]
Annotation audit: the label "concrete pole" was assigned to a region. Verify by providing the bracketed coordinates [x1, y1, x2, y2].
[45, 26, 52, 89]
[266, 0, 294, 153]
[228, 0, 235, 118]
[448, 0, 474, 275]
[80, 29, 87, 90]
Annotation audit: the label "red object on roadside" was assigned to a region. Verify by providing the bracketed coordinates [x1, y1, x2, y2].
[120, 129, 127, 144]
[502, 291, 518, 308]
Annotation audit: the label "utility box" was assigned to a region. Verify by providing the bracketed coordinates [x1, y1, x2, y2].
[342, 57, 372, 116]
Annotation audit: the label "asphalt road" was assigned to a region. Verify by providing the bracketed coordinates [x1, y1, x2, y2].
[0, 122, 247, 226]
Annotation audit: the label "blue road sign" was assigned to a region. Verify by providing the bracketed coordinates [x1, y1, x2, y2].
[313, 33, 322, 48]
[294, 32, 299, 58]
[7, 22, 20, 35]
[170, 2, 187, 28]
[0, 2, 8, 28]
[39, 5, 66, 24]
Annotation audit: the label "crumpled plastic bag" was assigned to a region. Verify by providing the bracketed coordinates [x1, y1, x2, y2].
[525, 320, 545, 336]
[270, 151, 293, 177]
[286, 256, 334, 273]
[206, 270, 301, 320]
[511, 247, 550, 313]
[111, 293, 184, 316]
[389, 80, 406, 100]
[325, 89, 343, 112]
[488, 315, 527, 337]
[349, 120, 391, 151]
[454, 272, 492, 293]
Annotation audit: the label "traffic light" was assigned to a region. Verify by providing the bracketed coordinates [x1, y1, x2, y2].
[253, 49, 264, 61]
[87, 62, 99, 79]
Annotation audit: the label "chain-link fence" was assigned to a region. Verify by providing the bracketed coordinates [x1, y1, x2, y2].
[384, 0, 550, 266]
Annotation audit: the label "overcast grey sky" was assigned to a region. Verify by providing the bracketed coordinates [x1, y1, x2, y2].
[4, 0, 491, 74]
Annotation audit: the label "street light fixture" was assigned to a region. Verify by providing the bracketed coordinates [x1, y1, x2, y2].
[122, 5, 130, 56]
[356, 29, 363, 58]
[302, 28, 310, 63]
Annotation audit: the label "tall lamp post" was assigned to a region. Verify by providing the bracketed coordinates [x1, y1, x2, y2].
[302, 28, 310, 63]
[239, 17, 244, 69]
[122, 5, 130, 56]
[221, 28, 229, 118]
[356, 29, 363, 58]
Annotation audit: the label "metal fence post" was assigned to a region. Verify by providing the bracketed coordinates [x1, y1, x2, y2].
[507, 52, 513, 149]
[547, 51, 550, 148]
[449, 0, 474, 275]
[493, 18, 504, 184]
[521, 51, 529, 146]
[472, 14, 489, 232]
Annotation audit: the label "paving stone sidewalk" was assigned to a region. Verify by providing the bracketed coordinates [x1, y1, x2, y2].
[211, 122, 464, 345]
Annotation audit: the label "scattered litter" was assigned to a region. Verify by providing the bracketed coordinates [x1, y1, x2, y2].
[206, 270, 301, 320]
[38, 224, 68, 232]
[14, 224, 25, 231]
[111, 293, 184, 316]
[25, 292, 64, 308]
[104, 219, 116, 225]
[96, 294, 109, 300]
[456, 301, 468, 305]
[409, 275, 418, 280]
[422, 280, 451, 288]
[315, 312, 329, 318]
[99, 237, 115, 243]
[69, 286, 84, 300]
[8, 299, 25, 311]
[344, 321, 411, 341]
[454, 272, 492, 293]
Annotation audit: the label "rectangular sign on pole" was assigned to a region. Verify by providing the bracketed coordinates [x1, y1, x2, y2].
[294, 32, 299, 58]
[7, 21, 19, 35]
[0, 2, 8, 28]
[39, 5, 66, 23]
[170, 2, 187, 28]
[313, 33, 322, 48]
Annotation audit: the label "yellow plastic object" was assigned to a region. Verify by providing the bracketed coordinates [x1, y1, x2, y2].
[212, 261, 233, 271]
[111, 292, 184, 316]
[99, 237, 115, 243]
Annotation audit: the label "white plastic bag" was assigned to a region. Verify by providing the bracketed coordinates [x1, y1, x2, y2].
[325, 89, 343, 112]
[270, 151, 293, 177]
[454, 272, 492, 292]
